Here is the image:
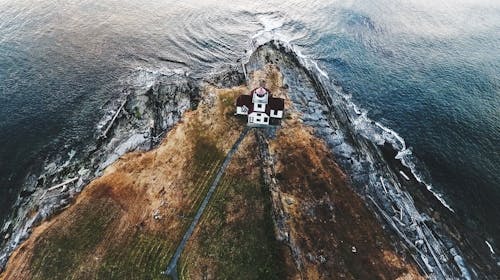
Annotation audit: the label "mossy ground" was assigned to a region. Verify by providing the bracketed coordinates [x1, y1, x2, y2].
[178, 134, 286, 280]
[23, 141, 225, 280]
[30, 196, 119, 280]
[96, 231, 173, 280]
[1, 65, 422, 280]
[1, 85, 247, 280]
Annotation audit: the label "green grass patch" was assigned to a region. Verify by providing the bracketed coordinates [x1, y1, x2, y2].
[30, 197, 119, 280]
[192, 135, 225, 174]
[179, 172, 285, 280]
[220, 96, 235, 111]
[97, 231, 173, 280]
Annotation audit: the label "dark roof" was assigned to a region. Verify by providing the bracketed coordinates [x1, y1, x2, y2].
[236, 88, 285, 117]
[268, 97, 284, 110]
[236, 94, 252, 107]
[265, 97, 284, 116]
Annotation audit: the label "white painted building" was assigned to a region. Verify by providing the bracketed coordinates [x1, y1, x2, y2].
[235, 87, 284, 126]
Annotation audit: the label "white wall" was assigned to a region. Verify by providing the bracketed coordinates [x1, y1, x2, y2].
[270, 109, 283, 118]
[248, 112, 270, 125]
[236, 105, 249, 115]
[253, 103, 266, 112]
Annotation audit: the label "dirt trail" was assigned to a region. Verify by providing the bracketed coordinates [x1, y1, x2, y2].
[165, 127, 250, 279]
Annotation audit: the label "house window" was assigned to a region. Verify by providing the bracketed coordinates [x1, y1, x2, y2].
[256, 118, 261, 122]
[264, 117, 268, 123]
[254, 103, 265, 112]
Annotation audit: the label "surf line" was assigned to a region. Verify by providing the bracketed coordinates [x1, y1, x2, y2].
[164, 127, 250, 279]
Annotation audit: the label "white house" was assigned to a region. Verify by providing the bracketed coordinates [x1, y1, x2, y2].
[235, 87, 285, 126]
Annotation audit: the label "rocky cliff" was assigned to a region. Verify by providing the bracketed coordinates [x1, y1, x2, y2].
[0, 63, 421, 279]
[2, 41, 494, 279]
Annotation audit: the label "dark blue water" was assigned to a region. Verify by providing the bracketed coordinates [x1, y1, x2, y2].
[1, 0, 499, 252]
[307, 3, 500, 240]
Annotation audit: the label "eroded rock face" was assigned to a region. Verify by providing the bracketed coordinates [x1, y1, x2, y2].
[0, 60, 423, 280]
[251, 64, 422, 279]
[246, 41, 499, 279]
[96, 77, 198, 170]
[0, 71, 200, 271]
[1, 41, 495, 279]
[0, 72, 258, 279]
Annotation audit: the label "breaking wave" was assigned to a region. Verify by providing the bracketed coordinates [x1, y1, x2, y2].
[245, 20, 454, 213]
[244, 18, 473, 277]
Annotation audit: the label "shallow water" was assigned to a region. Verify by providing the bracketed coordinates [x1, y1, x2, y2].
[0, 0, 499, 253]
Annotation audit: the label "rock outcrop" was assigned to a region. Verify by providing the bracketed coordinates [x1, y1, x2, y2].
[0, 69, 200, 272]
[1, 62, 422, 280]
[3, 41, 494, 279]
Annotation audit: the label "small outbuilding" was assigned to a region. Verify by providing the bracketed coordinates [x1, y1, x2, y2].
[235, 87, 285, 126]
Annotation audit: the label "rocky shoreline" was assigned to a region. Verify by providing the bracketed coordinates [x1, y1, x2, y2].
[1, 40, 497, 278]
[0, 68, 212, 271]
[244, 40, 498, 278]
[0, 57, 423, 279]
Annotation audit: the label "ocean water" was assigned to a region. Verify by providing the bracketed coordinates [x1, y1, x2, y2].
[0, 0, 499, 254]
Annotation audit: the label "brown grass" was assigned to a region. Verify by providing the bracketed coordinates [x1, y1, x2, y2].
[1, 64, 423, 280]
[0, 85, 247, 280]
[178, 133, 286, 279]
[268, 118, 423, 279]
[249, 63, 422, 279]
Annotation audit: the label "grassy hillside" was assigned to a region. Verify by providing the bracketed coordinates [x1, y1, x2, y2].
[178, 133, 285, 279]
[1, 64, 422, 280]
[1, 84, 247, 280]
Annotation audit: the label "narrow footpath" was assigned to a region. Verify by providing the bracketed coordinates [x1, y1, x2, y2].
[165, 127, 250, 279]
